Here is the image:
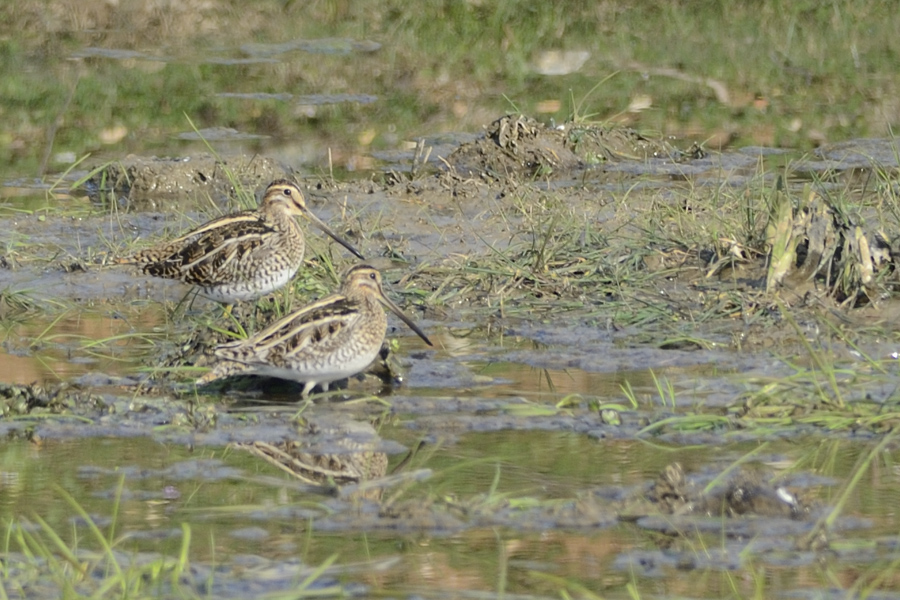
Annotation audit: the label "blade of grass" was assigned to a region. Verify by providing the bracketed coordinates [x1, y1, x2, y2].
[54, 485, 125, 583]
[702, 442, 770, 494]
[799, 430, 895, 549]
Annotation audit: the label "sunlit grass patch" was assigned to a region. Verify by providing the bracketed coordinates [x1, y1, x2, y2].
[0, 481, 357, 600]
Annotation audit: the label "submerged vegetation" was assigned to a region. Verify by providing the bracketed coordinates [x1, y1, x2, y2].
[1, 479, 355, 599]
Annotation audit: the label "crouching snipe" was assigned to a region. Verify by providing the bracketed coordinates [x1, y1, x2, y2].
[197, 265, 433, 396]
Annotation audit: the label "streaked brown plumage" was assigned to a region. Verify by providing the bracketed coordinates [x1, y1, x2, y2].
[197, 264, 433, 396]
[117, 180, 363, 303]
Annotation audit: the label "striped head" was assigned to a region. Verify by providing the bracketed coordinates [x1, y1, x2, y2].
[261, 180, 364, 260]
[342, 265, 433, 346]
[259, 180, 310, 217]
[341, 264, 385, 297]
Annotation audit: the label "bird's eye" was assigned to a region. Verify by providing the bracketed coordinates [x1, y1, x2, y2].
[284, 188, 292, 196]
[369, 272, 377, 280]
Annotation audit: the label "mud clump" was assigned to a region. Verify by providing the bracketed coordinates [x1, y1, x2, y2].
[0, 382, 109, 429]
[761, 188, 899, 306]
[624, 462, 812, 520]
[445, 114, 701, 179]
[87, 153, 290, 210]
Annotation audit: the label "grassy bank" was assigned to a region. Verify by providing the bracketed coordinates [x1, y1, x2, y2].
[1, 0, 898, 181]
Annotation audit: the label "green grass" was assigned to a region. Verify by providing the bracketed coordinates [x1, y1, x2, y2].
[1, 479, 200, 599]
[0, 480, 355, 599]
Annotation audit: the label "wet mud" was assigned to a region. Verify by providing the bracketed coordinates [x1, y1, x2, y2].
[6, 117, 900, 443]
[447, 114, 701, 179]
[91, 153, 290, 209]
[4, 117, 900, 598]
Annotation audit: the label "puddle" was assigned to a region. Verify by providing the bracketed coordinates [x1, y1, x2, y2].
[174, 127, 270, 141]
[216, 92, 380, 106]
[0, 307, 166, 384]
[1, 431, 898, 598]
[239, 37, 382, 58]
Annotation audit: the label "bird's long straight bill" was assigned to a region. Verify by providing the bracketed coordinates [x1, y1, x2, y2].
[379, 294, 433, 346]
[306, 211, 365, 259]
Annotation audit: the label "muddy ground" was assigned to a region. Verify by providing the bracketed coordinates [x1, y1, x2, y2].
[3, 116, 900, 597]
[6, 115, 900, 441]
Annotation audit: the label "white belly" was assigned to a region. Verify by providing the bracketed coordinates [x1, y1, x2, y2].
[202, 266, 297, 303]
[251, 345, 381, 387]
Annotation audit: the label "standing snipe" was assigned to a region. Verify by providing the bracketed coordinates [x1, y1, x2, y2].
[117, 180, 363, 303]
[197, 264, 433, 396]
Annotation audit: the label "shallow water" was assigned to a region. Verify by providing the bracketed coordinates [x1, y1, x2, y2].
[1, 293, 899, 599]
[2, 430, 899, 598]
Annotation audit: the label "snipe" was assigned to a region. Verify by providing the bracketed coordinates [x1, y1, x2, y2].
[197, 264, 433, 396]
[117, 180, 363, 303]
